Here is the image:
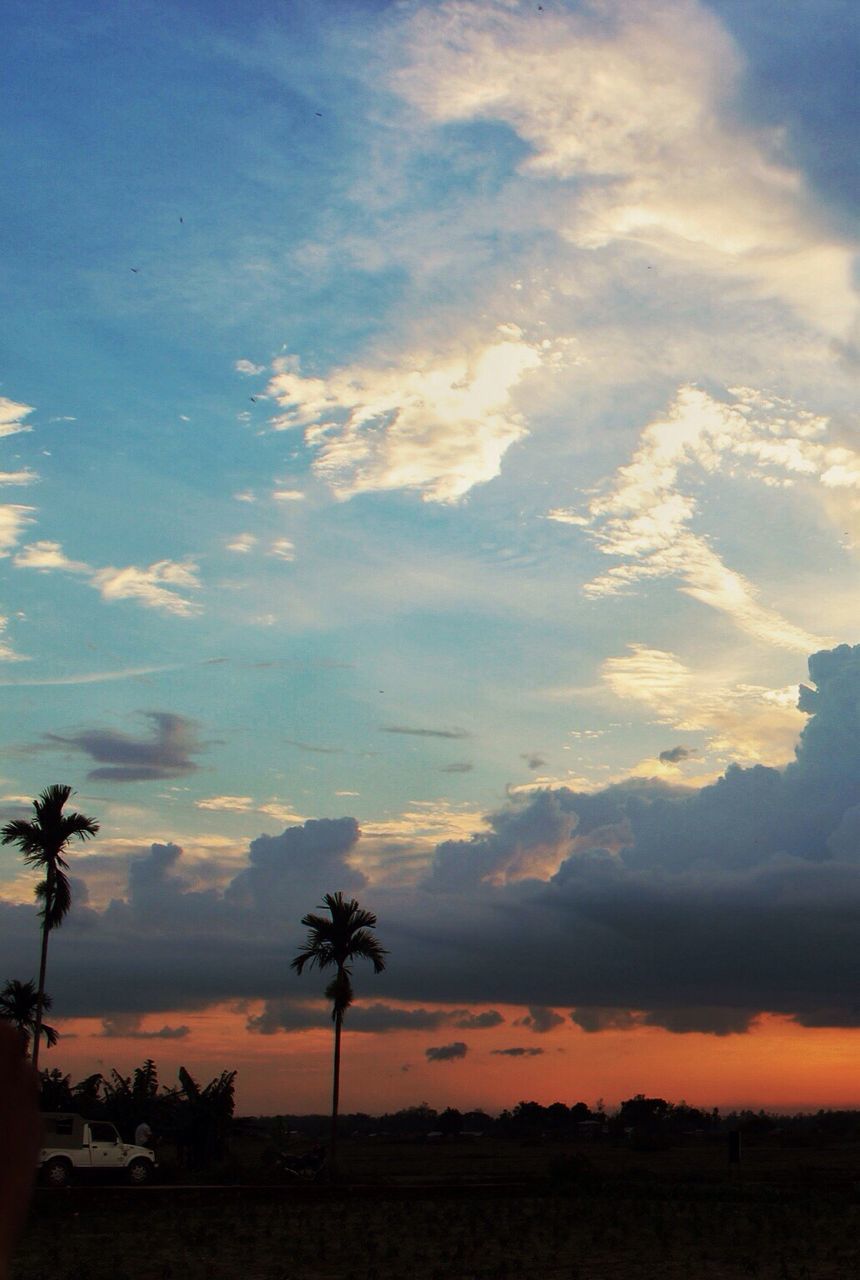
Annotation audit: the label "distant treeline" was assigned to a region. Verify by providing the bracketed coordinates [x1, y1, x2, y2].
[246, 1096, 860, 1143]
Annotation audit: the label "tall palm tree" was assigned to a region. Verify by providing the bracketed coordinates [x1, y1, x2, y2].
[1, 785, 99, 1070]
[291, 892, 387, 1169]
[0, 978, 58, 1055]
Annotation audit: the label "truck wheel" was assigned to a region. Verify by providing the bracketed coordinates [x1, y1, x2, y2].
[127, 1159, 153, 1185]
[42, 1158, 72, 1188]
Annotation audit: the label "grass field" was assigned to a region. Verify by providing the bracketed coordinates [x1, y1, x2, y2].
[14, 1137, 859, 1280]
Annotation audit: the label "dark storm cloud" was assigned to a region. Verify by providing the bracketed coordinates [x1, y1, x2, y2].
[46, 712, 206, 781]
[2, 645, 859, 1037]
[100, 1015, 190, 1040]
[659, 746, 694, 764]
[425, 1042, 468, 1062]
[491, 1047, 544, 1058]
[381, 725, 470, 739]
[517, 1006, 564, 1034]
[453, 1010, 504, 1030]
[247, 1001, 502, 1035]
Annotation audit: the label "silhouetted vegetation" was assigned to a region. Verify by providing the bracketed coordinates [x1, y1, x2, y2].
[1, 785, 98, 1071]
[37, 1058, 236, 1169]
[0, 978, 58, 1055]
[291, 891, 387, 1168]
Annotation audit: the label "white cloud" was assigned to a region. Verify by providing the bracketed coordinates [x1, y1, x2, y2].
[0, 397, 35, 438]
[0, 506, 36, 555]
[91, 560, 202, 616]
[235, 359, 265, 376]
[396, 0, 857, 338]
[550, 384, 850, 651]
[601, 644, 804, 767]
[268, 538, 295, 561]
[196, 795, 255, 812]
[0, 469, 36, 486]
[225, 533, 258, 554]
[266, 328, 547, 502]
[13, 540, 89, 572]
[271, 488, 305, 502]
[0, 615, 26, 663]
[14, 540, 201, 617]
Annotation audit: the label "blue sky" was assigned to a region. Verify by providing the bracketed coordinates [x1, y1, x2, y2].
[0, 0, 858, 1108]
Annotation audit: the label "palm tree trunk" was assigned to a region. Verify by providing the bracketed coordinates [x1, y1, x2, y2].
[31, 904, 51, 1073]
[330, 1007, 343, 1176]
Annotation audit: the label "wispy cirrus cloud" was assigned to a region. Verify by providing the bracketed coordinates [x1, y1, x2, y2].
[0, 397, 35, 438]
[550, 385, 850, 651]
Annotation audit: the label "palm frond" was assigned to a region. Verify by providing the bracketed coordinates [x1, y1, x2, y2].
[324, 970, 354, 1018]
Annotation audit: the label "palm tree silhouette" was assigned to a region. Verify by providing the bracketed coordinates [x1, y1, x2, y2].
[0, 978, 58, 1055]
[1, 785, 99, 1070]
[291, 892, 387, 1170]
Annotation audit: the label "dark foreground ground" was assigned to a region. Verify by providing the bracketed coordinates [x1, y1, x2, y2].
[14, 1137, 859, 1280]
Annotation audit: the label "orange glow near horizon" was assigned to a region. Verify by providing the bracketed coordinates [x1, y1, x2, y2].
[49, 1004, 860, 1117]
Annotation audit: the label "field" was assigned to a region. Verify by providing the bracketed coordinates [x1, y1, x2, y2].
[13, 1136, 860, 1280]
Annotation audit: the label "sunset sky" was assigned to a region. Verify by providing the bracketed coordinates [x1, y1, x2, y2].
[1, 0, 858, 1116]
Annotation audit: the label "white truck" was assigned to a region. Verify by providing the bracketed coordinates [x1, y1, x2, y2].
[39, 1113, 157, 1186]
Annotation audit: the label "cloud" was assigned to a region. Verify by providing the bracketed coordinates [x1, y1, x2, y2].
[440, 762, 473, 774]
[659, 746, 695, 764]
[0, 469, 36, 486]
[265, 329, 546, 503]
[0, 664, 178, 687]
[268, 538, 295, 561]
[551, 385, 847, 651]
[0, 397, 34, 438]
[425, 1042, 468, 1062]
[15, 541, 202, 616]
[271, 489, 305, 502]
[521, 753, 547, 771]
[196, 795, 254, 812]
[453, 1009, 503, 1030]
[491, 1047, 544, 1058]
[225, 533, 257, 554]
[517, 1005, 564, 1034]
[100, 1014, 190, 1040]
[0, 616, 26, 664]
[47, 712, 206, 782]
[0, 507, 36, 555]
[1, 646, 857, 1035]
[382, 725, 470, 739]
[235, 359, 265, 375]
[396, 0, 857, 338]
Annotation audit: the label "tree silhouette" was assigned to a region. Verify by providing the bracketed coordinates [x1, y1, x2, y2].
[0, 978, 58, 1056]
[1, 785, 99, 1070]
[291, 892, 387, 1170]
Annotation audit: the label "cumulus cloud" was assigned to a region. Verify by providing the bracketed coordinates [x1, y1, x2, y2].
[453, 1009, 504, 1030]
[235, 359, 265, 375]
[425, 1041, 468, 1062]
[659, 746, 695, 764]
[47, 712, 206, 782]
[2, 646, 857, 1035]
[0, 507, 35, 555]
[265, 329, 546, 503]
[521, 753, 547, 771]
[248, 1000, 503, 1036]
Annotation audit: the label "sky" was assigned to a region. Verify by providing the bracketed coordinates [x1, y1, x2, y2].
[0, 0, 858, 1116]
